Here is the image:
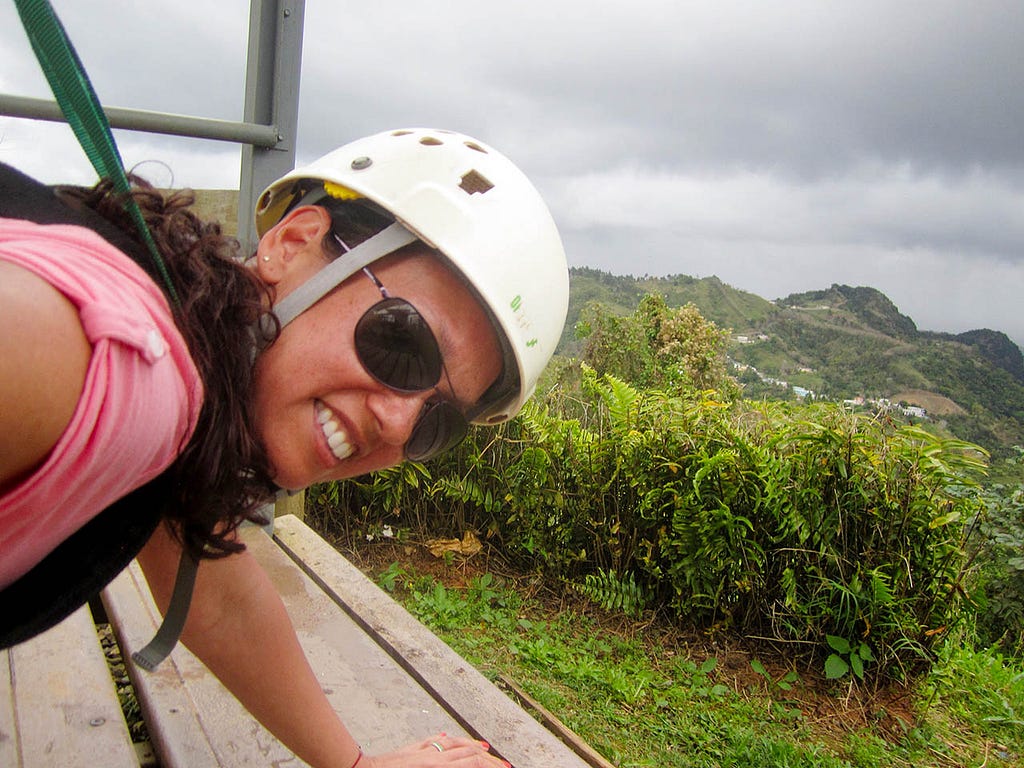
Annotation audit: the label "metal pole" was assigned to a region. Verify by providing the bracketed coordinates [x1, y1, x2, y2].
[239, 0, 307, 525]
[237, 0, 305, 253]
[0, 93, 281, 148]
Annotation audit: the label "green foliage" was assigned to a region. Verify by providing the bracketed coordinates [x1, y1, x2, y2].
[406, 572, 519, 632]
[824, 635, 876, 681]
[967, 469, 1024, 654]
[313, 360, 992, 681]
[923, 642, 1024, 754]
[375, 561, 406, 593]
[308, 461, 434, 540]
[563, 270, 1024, 461]
[750, 659, 801, 691]
[577, 568, 649, 617]
[381, 561, 1024, 767]
[576, 293, 735, 394]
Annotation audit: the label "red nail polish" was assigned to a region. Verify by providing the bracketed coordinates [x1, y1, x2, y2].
[479, 740, 491, 750]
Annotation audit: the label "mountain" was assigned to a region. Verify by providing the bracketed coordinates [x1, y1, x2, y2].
[563, 268, 1024, 459]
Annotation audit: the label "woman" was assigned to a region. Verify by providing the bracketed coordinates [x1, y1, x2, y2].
[0, 128, 570, 767]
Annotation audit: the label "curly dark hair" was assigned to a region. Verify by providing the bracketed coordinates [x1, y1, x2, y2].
[56, 176, 280, 560]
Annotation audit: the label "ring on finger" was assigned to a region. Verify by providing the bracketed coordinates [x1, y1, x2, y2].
[431, 742, 444, 752]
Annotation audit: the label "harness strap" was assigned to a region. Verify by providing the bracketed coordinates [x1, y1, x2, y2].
[131, 553, 199, 671]
[262, 221, 418, 334]
[14, 0, 180, 306]
[14, 0, 191, 666]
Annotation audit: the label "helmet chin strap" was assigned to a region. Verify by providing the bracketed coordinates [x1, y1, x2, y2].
[260, 221, 419, 338]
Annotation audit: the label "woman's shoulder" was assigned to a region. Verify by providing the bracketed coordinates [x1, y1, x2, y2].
[0, 258, 91, 494]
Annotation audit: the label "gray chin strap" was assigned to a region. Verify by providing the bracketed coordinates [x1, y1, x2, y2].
[134, 222, 419, 672]
[261, 221, 420, 335]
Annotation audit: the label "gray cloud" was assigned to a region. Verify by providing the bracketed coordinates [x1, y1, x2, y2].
[1, 0, 1022, 348]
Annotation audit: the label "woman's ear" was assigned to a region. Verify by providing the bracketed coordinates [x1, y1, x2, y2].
[254, 206, 333, 286]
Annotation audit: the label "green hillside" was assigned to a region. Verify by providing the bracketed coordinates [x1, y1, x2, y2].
[564, 269, 1024, 462]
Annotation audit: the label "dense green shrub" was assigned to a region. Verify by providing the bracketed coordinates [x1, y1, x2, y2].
[308, 300, 999, 679]
[968, 473, 1024, 655]
[310, 363, 989, 681]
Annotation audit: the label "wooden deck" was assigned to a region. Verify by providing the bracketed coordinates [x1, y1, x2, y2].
[1, 515, 599, 767]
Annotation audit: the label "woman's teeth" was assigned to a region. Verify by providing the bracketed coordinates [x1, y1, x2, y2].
[315, 400, 354, 461]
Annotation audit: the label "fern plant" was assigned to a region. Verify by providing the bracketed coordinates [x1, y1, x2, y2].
[577, 568, 649, 617]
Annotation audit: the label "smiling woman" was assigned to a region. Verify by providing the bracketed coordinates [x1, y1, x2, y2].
[0, 128, 569, 768]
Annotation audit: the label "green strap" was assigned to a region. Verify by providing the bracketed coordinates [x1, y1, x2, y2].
[15, 0, 180, 306]
[17, 0, 191, 670]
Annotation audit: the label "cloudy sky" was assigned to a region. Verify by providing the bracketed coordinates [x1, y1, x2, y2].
[2, 1, 1022, 348]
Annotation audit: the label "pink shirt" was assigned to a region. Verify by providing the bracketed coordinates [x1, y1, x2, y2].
[0, 218, 203, 589]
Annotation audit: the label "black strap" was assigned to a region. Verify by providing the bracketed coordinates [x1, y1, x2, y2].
[131, 552, 199, 670]
[0, 479, 166, 649]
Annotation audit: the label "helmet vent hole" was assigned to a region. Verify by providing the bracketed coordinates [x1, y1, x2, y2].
[464, 141, 488, 154]
[419, 136, 444, 146]
[391, 130, 413, 136]
[459, 170, 494, 195]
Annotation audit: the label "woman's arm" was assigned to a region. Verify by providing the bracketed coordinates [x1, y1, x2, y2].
[0, 260, 90, 493]
[138, 523, 362, 767]
[138, 525, 508, 768]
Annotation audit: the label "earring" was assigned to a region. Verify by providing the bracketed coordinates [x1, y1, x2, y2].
[262, 254, 271, 262]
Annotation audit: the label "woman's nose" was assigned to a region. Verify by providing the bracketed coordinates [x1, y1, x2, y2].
[369, 389, 430, 448]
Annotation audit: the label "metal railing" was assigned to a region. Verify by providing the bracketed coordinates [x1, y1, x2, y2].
[0, 0, 305, 250]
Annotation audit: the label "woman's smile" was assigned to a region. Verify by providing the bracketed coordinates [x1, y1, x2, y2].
[314, 399, 354, 462]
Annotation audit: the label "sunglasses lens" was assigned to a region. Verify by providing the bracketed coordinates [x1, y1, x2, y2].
[355, 298, 442, 391]
[355, 295, 467, 460]
[406, 401, 469, 462]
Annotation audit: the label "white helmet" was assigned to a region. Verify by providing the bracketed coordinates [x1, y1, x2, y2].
[255, 128, 569, 424]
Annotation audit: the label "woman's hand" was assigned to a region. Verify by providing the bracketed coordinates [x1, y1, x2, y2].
[361, 733, 511, 768]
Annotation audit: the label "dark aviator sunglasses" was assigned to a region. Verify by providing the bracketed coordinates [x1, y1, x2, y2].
[351, 252, 470, 462]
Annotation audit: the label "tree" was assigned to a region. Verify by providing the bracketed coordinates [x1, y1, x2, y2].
[577, 294, 734, 394]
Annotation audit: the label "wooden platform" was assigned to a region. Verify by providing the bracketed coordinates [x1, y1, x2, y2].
[1, 604, 139, 767]
[1, 515, 597, 767]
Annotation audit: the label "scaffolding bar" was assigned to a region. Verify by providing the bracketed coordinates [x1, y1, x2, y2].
[0, 93, 281, 148]
[237, 0, 305, 250]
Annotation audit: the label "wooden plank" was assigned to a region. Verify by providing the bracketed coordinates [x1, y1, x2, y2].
[1, 604, 137, 767]
[272, 515, 595, 768]
[101, 562, 301, 768]
[103, 528, 470, 766]
[238, 524, 470, 753]
[497, 674, 616, 768]
[1, 641, 18, 767]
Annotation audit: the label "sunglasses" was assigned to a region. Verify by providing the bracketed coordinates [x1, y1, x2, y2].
[352, 255, 470, 462]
